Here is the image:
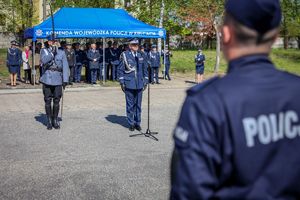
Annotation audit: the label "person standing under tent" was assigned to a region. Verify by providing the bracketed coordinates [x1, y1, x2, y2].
[34, 42, 42, 84]
[65, 43, 76, 85]
[22, 45, 32, 84]
[87, 43, 101, 85]
[6, 40, 22, 87]
[162, 45, 172, 81]
[118, 38, 149, 131]
[148, 44, 161, 84]
[40, 35, 69, 130]
[109, 41, 121, 81]
[74, 43, 85, 83]
[194, 49, 206, 83]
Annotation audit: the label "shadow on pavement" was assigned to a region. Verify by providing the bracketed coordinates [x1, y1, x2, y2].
[105, 115, 128, 128]
[35, 113, 62, 127]
[185, 80, 197, 84]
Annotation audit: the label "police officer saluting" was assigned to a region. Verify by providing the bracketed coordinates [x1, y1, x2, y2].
[118, 38, 148, 131]
[40, 35, 69, 130]
[171, 0, 300, 199]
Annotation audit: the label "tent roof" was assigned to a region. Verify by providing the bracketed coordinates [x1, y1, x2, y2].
[24, 7, 166, 40]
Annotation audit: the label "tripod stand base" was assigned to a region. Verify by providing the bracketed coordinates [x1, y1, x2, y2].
[130, 128, 159, 141]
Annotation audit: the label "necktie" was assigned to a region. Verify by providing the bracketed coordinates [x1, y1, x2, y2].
[134, 53, 139, 65]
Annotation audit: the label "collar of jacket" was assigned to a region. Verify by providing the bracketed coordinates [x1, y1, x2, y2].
[227, 54, 274, 73]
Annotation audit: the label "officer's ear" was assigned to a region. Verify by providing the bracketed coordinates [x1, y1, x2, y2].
[222, 25, 232, 45]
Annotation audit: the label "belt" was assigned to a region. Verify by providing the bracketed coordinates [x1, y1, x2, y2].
[47, 67, 62, 72]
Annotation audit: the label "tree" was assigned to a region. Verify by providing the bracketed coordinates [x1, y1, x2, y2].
[178, 0, 224, 73]
[281, 0, 300, 49]
[1, 0, 38, 43]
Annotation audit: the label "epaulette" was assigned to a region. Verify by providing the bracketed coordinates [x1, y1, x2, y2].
[187, 76, 220, 96]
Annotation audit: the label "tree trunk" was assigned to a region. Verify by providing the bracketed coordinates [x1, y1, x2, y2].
[214, 20, 220, 74]
[158, 0, 164, 54]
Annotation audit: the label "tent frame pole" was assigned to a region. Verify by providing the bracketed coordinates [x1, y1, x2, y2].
[103, 38, 106, 84]
[32, 40, 36, 86]
[163, 39, 166, 79]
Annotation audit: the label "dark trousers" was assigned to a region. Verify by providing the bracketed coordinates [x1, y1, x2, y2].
[43, 84, 62, 117]
[90, 68, 97, 84]
[69, 65, 75, 82]
[151, 67, 159, 83]
[24, 69, 31, 83]
[165, 63, 171, 80]
[85, 65, 90, 83]
[111, 64, 117, 81]
[125, 88, 143, 126]
[74, 64, 82, 82]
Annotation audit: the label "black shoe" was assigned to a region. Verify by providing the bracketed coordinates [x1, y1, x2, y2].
[156, 82, 160, 84]
[46, 117, 53, 130]
[68, 82, 73, 85]
[45, 105, 53, 130]
[135, 125, 142, 131]
[129, 125, 135, 131]
[52, 104, 60, 129]
[151, 82, 155, 85]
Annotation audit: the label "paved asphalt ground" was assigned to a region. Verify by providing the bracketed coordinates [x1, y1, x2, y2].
[0, 81, 191, 200]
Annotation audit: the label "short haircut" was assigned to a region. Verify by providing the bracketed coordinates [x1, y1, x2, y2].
[223, 12, 278, 46]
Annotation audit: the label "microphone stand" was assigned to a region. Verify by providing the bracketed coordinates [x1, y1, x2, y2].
[130, 66, 158, 141]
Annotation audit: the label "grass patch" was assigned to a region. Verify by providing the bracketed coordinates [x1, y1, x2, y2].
[0, 48, 9, 78]
[171, 49, 300, 75]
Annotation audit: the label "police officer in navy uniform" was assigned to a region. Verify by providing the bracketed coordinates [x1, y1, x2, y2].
[6, 40, 22, 86]
[194, 49, 205, 83]
[40, 35, 69, 130]
[118, 38, 149, 131]
[65, 43, 76, 85]
[170, 0, 300, 199]
[74, 43, 85, 83]
[149, 44, 161, 84]
[162, 45, 172, 81]
[108, 41, 121, 81]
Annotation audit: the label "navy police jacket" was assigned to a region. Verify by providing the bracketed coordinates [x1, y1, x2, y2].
[162, 50, 172, 65]
[118, 50, 148, 90]
[171, 54, 300, 199]
[7, 47, 22, 66]
[75, 49, 85, 65]
[149, 51, 161, 68]
[195, 54, 205, 67]
[40, 47, 69, 86]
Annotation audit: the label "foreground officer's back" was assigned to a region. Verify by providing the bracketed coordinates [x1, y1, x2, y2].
[170, 0, 300, 199]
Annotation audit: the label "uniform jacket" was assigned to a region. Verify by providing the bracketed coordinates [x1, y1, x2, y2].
[87, 49, 101, 69]
[148, 51, 161, 68]
[171, 54, 300, 199]
[75, 49, 85, 65]
[118, 50, 149, 90]
[7, 47, 22, 66]
[195, 54, 205, 66]
[162, 50, 172, 65]
[108, 47, 121, 64]
[40, 47, 69, 86]
[65, 49, 76, 67]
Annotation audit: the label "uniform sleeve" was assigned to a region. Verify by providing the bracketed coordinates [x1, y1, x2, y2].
[143, 58, 149, 84]
[118, 53, 125, 85]
[40, 48, 53, 65]
[6, 51, 9, 66]
[61, 51, 69, 83]
[73, 50, 76, 66]
[86, 51, 93, 61]
[170, 95, 224, 199]
[22, 52, 27, 63]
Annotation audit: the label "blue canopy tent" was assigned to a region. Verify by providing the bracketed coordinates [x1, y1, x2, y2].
[24, 7, 167, 83]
